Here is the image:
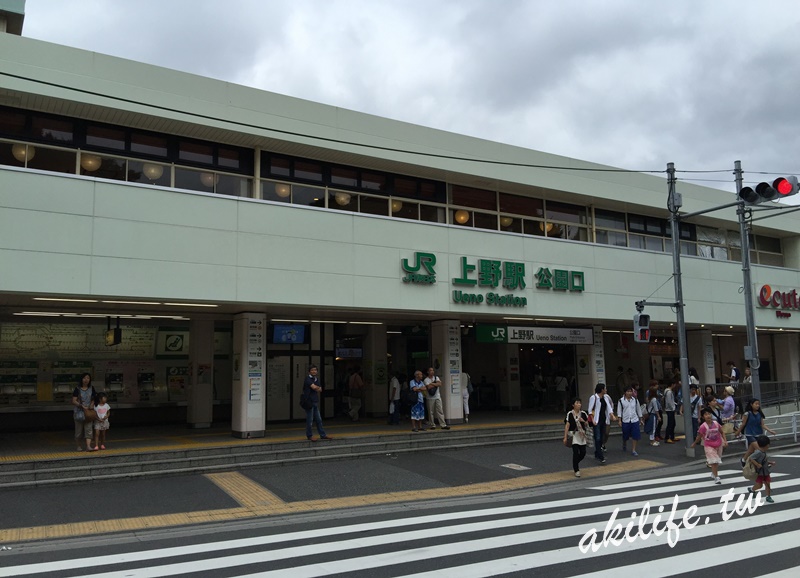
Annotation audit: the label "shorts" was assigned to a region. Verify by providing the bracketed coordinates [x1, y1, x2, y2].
[704, 444, 723, 464]
[621, 421, 641, 441]
[756, 474, 771, 485]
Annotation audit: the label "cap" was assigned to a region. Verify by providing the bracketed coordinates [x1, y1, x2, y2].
[724, 386, 735, 395]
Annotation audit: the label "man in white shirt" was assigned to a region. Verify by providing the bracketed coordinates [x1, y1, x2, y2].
[424, 367, 450, 430]
[616, 386, 643, 456]
[388, 372, 401, 425]
[587, 383, 615, 463]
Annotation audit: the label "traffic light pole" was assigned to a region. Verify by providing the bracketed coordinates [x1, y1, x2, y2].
[734, 160, 762, 400]
[667, 163, 695, 458]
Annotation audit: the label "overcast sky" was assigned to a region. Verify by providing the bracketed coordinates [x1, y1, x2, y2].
[20, 0, 800, 195]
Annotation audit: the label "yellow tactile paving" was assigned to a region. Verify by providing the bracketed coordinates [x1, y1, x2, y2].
[205, 472, 286, 508]
[0, 459, 659, 543]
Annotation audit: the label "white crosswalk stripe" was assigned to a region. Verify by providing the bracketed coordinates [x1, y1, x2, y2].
[0, 469, 796, 578]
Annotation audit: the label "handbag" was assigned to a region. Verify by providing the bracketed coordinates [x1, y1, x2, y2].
[299, 393, 312, 411]
[83, 407, 97, 422]
[565, 431, 573, 448]
[73, 406, 85, 422]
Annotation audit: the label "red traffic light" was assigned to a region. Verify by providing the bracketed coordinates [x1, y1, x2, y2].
[774, 176, 799, 198]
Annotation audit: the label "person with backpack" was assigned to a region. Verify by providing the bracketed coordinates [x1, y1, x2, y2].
[586, 383, 615, 463]
[746, 435, 776, 503]
[616, 386, 643, 456]
[691, 408, 728, 484]
[563, 397, 589, 477]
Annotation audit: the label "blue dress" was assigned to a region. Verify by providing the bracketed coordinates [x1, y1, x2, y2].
[409, 385, 426, 420]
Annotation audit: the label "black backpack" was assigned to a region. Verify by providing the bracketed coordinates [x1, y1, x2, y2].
[402, 385, 418, 407]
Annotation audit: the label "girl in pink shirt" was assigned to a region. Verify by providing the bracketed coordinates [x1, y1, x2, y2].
[691, 408, 728, 484]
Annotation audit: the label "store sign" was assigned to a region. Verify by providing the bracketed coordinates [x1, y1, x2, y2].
[757, 284, 797, 319]
[477, 325, 593, 344]
[400, 252, 585, 308]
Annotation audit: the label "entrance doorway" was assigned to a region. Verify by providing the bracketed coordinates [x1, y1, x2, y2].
[519, 344, 577, 411]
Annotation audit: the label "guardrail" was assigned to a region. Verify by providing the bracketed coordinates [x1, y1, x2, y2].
[729, 411, 799, 445]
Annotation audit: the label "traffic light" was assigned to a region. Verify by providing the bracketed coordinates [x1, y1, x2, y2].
[633, 313, 651, 343]
[739, 176, 799, 205]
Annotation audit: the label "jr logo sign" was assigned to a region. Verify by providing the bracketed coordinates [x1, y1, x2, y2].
[402, 252, 437, 284]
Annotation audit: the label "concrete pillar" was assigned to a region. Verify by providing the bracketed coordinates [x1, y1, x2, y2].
[688, 329, 715, 385]
[773, 333, 800, 383]
[187, 319, 214, 429]
[231, 313, 267, 438]
[431, 320, 462, 423]
[362, 323, 388, 416]
[575, 344, 594, 402]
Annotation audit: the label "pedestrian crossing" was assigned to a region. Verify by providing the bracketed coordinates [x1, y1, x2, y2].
[1, 469, 798, 578]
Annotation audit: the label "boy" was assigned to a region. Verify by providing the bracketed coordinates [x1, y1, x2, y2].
[746, 435, 776, 503]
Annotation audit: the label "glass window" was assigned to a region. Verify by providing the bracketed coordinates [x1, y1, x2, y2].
[217, 148, 241, 170]
[359, 195, 389, 216]
[645, 217, 666, 235]
[697, 226, 725, 245]
[128, 160, 170, 186]
[80, 154, 126, 181]
[420, 204, 445, 223]
[390, 199, 418, 220]
[294, 161, 322, 182]
[756, 235, 781, 253]
[26, 146, 76, 174]
[291, 184, 325, 207]
[522, 219, 546, 237]
[629, 214, 646, 234]
[131, 132, 168, 157]
[361, 172, 386, 192]
[394, 177, 418, 198]
[679, 223, 696, 240]
[473, 212, 498, 231]
[499, 215, 522, 233]
[596, 230, 627, 247]
[178, 141, 213, 165]
[174, 167, 210, 192]
[329, 190, 357, 212]
[451, 185, 497, 211]
[268, 156, 291, 177]
[698, 244, 728, 260]
[546, 201, 586, 224]
[759, 253, 783, 267]
[419, 181, 445, 203]
[499, 193, 544, 218]
[31, 116, 73, 143]
[216, 174, 251, 198]
[263, 181, 291, 203]
[86, 125, 125, 150]
[1, 142, 28, 167]
[595, 209, 626, 230]
[0, 110, 27, 135]
[331, 166, 358, 188]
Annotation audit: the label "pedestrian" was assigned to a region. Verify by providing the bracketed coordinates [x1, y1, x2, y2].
[723, 360, 740, 388]
[719, 386, 737, 438]
[92, 391, 111, 451]
[461, 370, 472, 423]
[688, 367, 701, 387]
[688, 384, 703, 441]
[424, 367, 450, 430]
[388, 371, 401, 425]
[746, 435, 775, 503]
[347, 366, 365, 422]
[587, 383, 614, 463]
[644, 384, 662, 446]
[736, 399, 777, 449]
[654, 382, 665, 441]
[409, 370, 427, 432]
[553, 372, 569, 412]
[563, 397, 589, 478]
[303, 365, 333, 442]
[663, 381, 678, 444]
[71, 372, 96, 452]
[616, 386, 643, 456]
[691, 408, 728, 484]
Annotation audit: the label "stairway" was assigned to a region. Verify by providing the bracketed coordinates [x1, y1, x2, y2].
[0, 423, 566, 489]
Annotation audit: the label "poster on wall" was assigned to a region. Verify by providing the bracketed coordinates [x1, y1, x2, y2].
[167, 366, 188, 401]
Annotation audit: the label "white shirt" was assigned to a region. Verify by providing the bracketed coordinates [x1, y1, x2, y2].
[616, 396, 641, 423]
[587, 393, 614, 424]
[389, 377, 401, 401]
[424, 376, 442, 400]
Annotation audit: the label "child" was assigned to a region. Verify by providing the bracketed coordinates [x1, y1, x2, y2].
[736, 399, 776, 448]
[92, 392, 111, 450]
[746, 435, 775, 503]
[691, 408, 728, 484]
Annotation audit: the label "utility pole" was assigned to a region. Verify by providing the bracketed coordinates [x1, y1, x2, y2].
[733, 160, 761, 400]
[667, 163, 694, 458]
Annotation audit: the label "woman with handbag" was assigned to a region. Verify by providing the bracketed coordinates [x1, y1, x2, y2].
[563, 398, 589, 478]
[71, 372, 96, 452]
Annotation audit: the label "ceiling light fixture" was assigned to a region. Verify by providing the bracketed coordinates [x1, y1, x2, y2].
[162, 302, 218, 307]
[33, 297, 99, 303]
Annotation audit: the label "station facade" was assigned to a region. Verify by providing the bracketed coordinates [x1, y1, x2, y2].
[2, 3, 800, 435]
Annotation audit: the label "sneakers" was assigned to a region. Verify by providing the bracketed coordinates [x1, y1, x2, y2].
[714, 477, 722, 484]
[601, 445, 607, 452]
[600, 458, 607, 464]
[442, 426, 451, 430]
[307, 436, 318, 442]
[650, 441, 660, 446]
[464, 416, 469, 423]
[666, 439, 675, 444]
[740, 458, 746, 468]
[632, 451, 639, 457]
[320, 436, 334, 441]
[766, 496, 775, 503]
[575, 471, 581, 478]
